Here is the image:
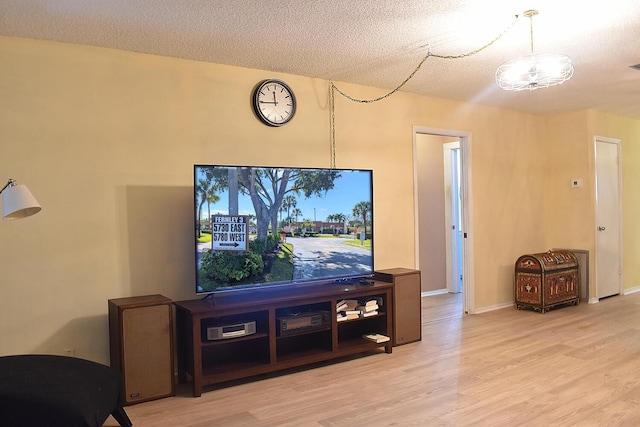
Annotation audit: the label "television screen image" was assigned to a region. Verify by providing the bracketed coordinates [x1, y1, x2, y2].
[194, 165, 374, 294]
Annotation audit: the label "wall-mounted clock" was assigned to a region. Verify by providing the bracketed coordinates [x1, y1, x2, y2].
[252, 79, 297, 126]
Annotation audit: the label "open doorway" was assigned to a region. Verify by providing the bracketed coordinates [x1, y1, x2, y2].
[443, 141, 463, 295]
[413, 126, 474, 315]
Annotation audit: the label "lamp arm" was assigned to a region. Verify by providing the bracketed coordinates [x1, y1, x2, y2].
[0, 179, 16, 194]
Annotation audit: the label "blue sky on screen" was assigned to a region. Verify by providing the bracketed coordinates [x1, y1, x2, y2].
[197, 167, 372, 222]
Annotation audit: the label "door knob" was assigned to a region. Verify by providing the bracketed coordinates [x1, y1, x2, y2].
[598, 226, 606, 231]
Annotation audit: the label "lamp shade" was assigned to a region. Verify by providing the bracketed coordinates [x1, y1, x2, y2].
[2, 183, 42, 220]
[496, 53, 574, 91]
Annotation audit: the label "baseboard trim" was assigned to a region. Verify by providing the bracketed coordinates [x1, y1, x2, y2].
[623, 286, 640, 295]
[420, 291, 514, 314]
[421, 289, 449, 298]
[418, 291, 630, 314]
[473, 301, 514, 314]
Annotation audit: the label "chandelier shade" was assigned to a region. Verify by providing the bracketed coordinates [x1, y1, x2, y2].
[496, 53, 574, 91]
[496, 10, 574, 91]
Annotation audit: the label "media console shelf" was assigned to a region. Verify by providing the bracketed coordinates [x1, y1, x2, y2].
[174, 281, 393, 397]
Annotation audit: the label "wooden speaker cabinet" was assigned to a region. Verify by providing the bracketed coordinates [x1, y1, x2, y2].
[109, 294, 174, 405]
[374, 268, 422, 346]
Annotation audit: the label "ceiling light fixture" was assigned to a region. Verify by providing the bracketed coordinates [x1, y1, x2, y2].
[496, 10, 574, 91]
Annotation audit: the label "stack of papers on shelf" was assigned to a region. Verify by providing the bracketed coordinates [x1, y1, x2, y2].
[336, 297, 384, 321]
[360, 310, 378, 318]
[362, 333, 390, 343]
[336, 299, 358, 312]
[356, 297, 381, 318]
[336, 299, 361, 321]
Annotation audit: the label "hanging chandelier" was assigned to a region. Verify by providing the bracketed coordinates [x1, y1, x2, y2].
[496, 10, 574, 91]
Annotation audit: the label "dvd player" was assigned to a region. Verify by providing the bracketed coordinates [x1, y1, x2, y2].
[276, 311, 330, 336]
[206, 321, 256, 341]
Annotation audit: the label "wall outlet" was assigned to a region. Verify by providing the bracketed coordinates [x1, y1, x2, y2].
[63, 348, 75, 357]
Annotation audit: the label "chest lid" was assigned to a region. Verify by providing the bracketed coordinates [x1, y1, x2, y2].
[516, 250, 578, 272]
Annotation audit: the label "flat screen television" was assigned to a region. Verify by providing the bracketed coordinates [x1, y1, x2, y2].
[194, 165, 374, 295]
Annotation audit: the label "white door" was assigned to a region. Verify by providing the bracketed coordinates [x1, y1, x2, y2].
[595, 137, 622, 299]
[443, 142, 463, 293]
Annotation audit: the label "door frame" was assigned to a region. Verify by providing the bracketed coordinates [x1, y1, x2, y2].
[413, 126, 475, 314]
[594, 135, 623, 301]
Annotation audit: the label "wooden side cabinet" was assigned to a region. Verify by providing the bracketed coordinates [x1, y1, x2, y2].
[108, 294, 175, 405]
[375, 268, 422, 346]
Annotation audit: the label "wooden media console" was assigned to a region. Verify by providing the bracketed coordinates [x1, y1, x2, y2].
[174, 281, 393, 397]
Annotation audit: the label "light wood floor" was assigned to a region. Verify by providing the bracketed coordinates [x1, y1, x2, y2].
[106, 292, 640, 426]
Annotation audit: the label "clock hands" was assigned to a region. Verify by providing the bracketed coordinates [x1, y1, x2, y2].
[259, 87, 280, 105]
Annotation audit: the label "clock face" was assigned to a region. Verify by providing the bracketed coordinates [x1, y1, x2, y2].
[253, 80, 296, 126]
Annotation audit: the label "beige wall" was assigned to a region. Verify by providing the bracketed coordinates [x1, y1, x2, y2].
[415, 134, 448, 293]
[543, 110, 640, 299]
[1, 37, 639, 364]
[543, 111, 594, 294]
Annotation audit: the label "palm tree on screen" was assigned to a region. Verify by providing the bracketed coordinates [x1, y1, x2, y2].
[352, 201, 372, 237]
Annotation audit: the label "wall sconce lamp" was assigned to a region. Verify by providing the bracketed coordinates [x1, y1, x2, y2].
[1, 179, 42, 220]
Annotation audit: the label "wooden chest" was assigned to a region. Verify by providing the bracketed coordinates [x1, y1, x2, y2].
[515, 250, 579, 313]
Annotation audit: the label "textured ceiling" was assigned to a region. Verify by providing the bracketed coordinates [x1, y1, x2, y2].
[2, 0, 640, 118]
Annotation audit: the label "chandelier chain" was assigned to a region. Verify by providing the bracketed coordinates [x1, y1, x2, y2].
[529, 14, 535, 53]
[329, 15, 521, 168]
[330, 81, 336, 168]
[330, 14, 520, 104]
